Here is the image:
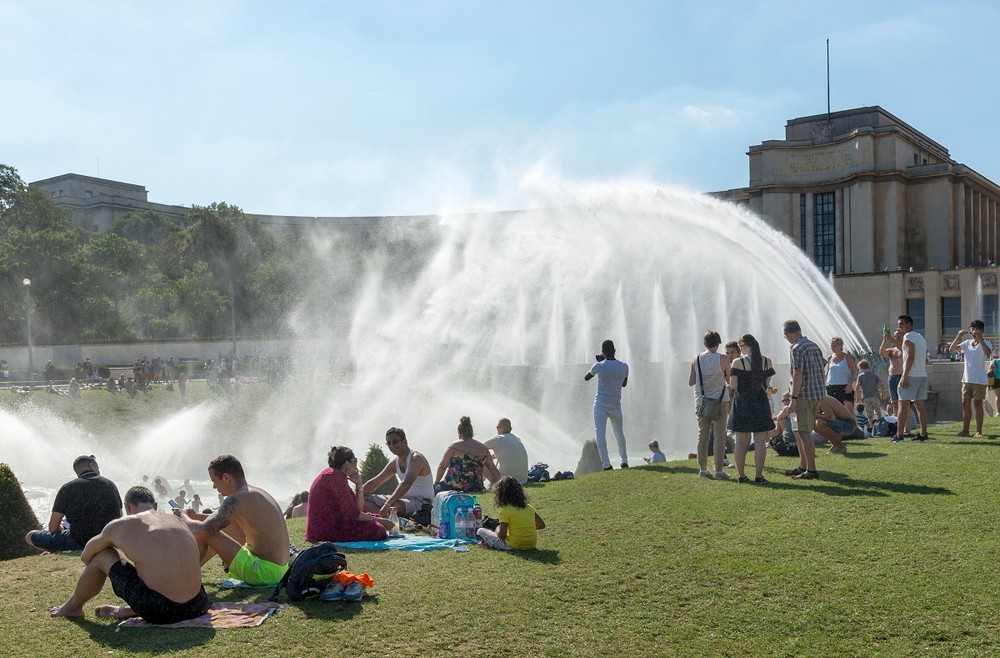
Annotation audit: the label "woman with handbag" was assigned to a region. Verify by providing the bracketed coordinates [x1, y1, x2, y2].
[727, 333, 776, 483]
[688, 330, 731, 480]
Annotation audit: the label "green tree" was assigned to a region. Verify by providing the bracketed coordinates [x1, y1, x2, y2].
[77, 232, 148, 340]
[0, 164, 26, 214]
[0, 463, 40, 561]
[110, 209, 180, 245]
[361, 444, 397, 494]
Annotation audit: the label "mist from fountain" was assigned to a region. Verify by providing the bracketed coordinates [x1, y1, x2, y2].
[1, 179, 868, 512]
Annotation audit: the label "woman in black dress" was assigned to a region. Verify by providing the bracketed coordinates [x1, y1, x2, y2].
[727, 333, 775, 483]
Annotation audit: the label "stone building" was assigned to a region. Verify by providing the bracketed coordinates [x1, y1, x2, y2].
[715, 106, 1000, 352]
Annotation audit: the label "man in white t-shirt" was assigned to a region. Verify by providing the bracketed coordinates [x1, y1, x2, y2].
[948, 319, 993, 439]
[483, 418, 529, 484]
[894, 314, 929, 443]
[584, 339, 630, 470]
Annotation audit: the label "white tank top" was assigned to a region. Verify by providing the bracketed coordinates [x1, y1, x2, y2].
[395, 451, 434, 500]
[695, 351, 730, 403]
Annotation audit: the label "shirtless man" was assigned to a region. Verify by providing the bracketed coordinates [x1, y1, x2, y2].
[814, 395, 858, 455]
[363, 427, 435, 519]
[879, 328, 905, 416]
[177, 454, 290, 587]
[50, 486, 211, 624]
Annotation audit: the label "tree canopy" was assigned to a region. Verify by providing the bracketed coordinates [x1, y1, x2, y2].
[0, 164, 316, 345]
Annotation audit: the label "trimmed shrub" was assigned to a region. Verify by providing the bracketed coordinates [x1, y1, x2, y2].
[0, 463, 41, 560]
[361, 444, 397, 494]
[575, 439, 604, 475]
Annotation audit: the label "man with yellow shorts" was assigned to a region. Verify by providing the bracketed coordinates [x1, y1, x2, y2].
[177, 455, 289, 586]
[949, 320, 993, 439]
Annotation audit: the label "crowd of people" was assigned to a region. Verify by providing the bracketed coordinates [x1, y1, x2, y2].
[33, 415, 538, 623]
[28, 316, 993, 623]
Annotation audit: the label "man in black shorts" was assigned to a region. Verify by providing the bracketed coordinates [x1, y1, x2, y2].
[26, 454, 121, 552]
[50, 486, 211, 624]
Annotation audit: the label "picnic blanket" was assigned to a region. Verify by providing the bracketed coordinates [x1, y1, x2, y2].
[332, 533, 474, 551]
[118, 602, 285, 629]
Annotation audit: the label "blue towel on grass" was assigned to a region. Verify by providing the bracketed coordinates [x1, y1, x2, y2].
[332, 533, 475, 551]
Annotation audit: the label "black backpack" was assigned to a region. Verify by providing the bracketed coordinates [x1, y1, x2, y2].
[769, 432, 799, 457]
[269, 543, 347, 602]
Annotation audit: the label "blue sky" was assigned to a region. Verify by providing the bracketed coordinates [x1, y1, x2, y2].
[2, 1, 997, 217]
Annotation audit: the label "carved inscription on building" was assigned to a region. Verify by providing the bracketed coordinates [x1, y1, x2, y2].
[944, 275, 960, 290]
[789, 146, 852, 174]
[982, 273, 997, 288]
[908, 276, 923, 291]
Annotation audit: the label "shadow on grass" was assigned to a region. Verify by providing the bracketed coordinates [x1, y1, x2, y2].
[294, 597, 368, 619]
[948, 440, 1000, 447]
[759, 471, 955, 498]
[841, 450, 889, 459]
[70, 616, 216, 652]
[508, 548, 560, 564]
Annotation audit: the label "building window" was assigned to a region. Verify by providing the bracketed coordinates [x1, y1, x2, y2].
[799, 194, 806, 251]
[941, 297, 962, 337]
[813, 192, 835, 275]
[913, 153, 918, 166]
[983, 295, 999, 336]
[907, 298, 925, 337]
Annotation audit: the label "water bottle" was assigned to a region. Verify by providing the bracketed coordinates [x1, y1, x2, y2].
[437, 519, 450, 539]
[465, 508, 477, 539]
[388, 508, 400, 537]
[473, 504, 482, 529]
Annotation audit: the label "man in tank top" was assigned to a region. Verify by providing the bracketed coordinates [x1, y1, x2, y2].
[364, 427, 434, 519]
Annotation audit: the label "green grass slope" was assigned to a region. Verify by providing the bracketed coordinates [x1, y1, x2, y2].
[2, 418, 1000, 657]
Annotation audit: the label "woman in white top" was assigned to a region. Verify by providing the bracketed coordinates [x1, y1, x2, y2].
[688, 330, 731, 480]
[826, 337, 857, 416]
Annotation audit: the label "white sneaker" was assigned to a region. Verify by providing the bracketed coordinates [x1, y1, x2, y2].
[714, 471, 731, 480]
[698, 470, 712, 478]
[723, 458, 733, 468]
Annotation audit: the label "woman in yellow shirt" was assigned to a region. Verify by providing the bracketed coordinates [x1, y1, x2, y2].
[476, 477, 545, 550]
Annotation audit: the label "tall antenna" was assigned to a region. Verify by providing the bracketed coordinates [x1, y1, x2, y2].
[826, 39, 831, 122]
[97, 158, 101, 178]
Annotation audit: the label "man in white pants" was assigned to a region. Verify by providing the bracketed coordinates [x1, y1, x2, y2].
[584, 339, 630, 470]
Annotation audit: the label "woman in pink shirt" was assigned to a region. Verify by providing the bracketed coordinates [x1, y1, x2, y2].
[305, 446, 392, 543]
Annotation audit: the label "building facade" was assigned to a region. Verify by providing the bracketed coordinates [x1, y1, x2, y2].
[715, 106, 1000, 352]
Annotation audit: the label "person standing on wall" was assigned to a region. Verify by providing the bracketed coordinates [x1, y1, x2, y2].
[949, 319, 993, 439]
[585, 339, 630, 471]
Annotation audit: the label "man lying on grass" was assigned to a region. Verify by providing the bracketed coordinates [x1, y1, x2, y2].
[50, 486, 211, 624]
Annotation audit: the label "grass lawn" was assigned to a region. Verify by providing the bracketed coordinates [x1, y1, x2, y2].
[3, 409, 1000, 656]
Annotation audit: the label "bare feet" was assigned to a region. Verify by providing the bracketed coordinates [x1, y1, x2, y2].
[828, 444, 848, 455]
[957, 431, 970, 437]
[50, 604, 84, 618]
[975, 432, 984, 439]
[95, 605, 137, 619]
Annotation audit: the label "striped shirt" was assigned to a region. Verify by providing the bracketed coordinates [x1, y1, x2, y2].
[790, 336, 826, 401]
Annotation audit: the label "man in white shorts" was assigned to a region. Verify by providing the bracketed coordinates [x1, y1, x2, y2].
[948, 319, 993, 439]
[893, 314, 929, 443]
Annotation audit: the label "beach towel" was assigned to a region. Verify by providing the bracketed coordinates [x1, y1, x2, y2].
[118, 602, 285, 629]
[332, 533, 475, 552]
[219, 578, 274, 589]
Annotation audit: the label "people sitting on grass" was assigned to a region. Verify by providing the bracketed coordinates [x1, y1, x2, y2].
[50, 486, 211, 624]
[26, 454, 122, 553]
[306, 446, 392, 543]
[68, 378, 82, 398]
[364, 426, 434, 521]
[476, 476, 545, 551]
[175, 454, 290, 587]
[644, 440, 666, 464]
[286, 491, 308, 519]
[434, 416, 502, 493]
[483, 418, 529, 484]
